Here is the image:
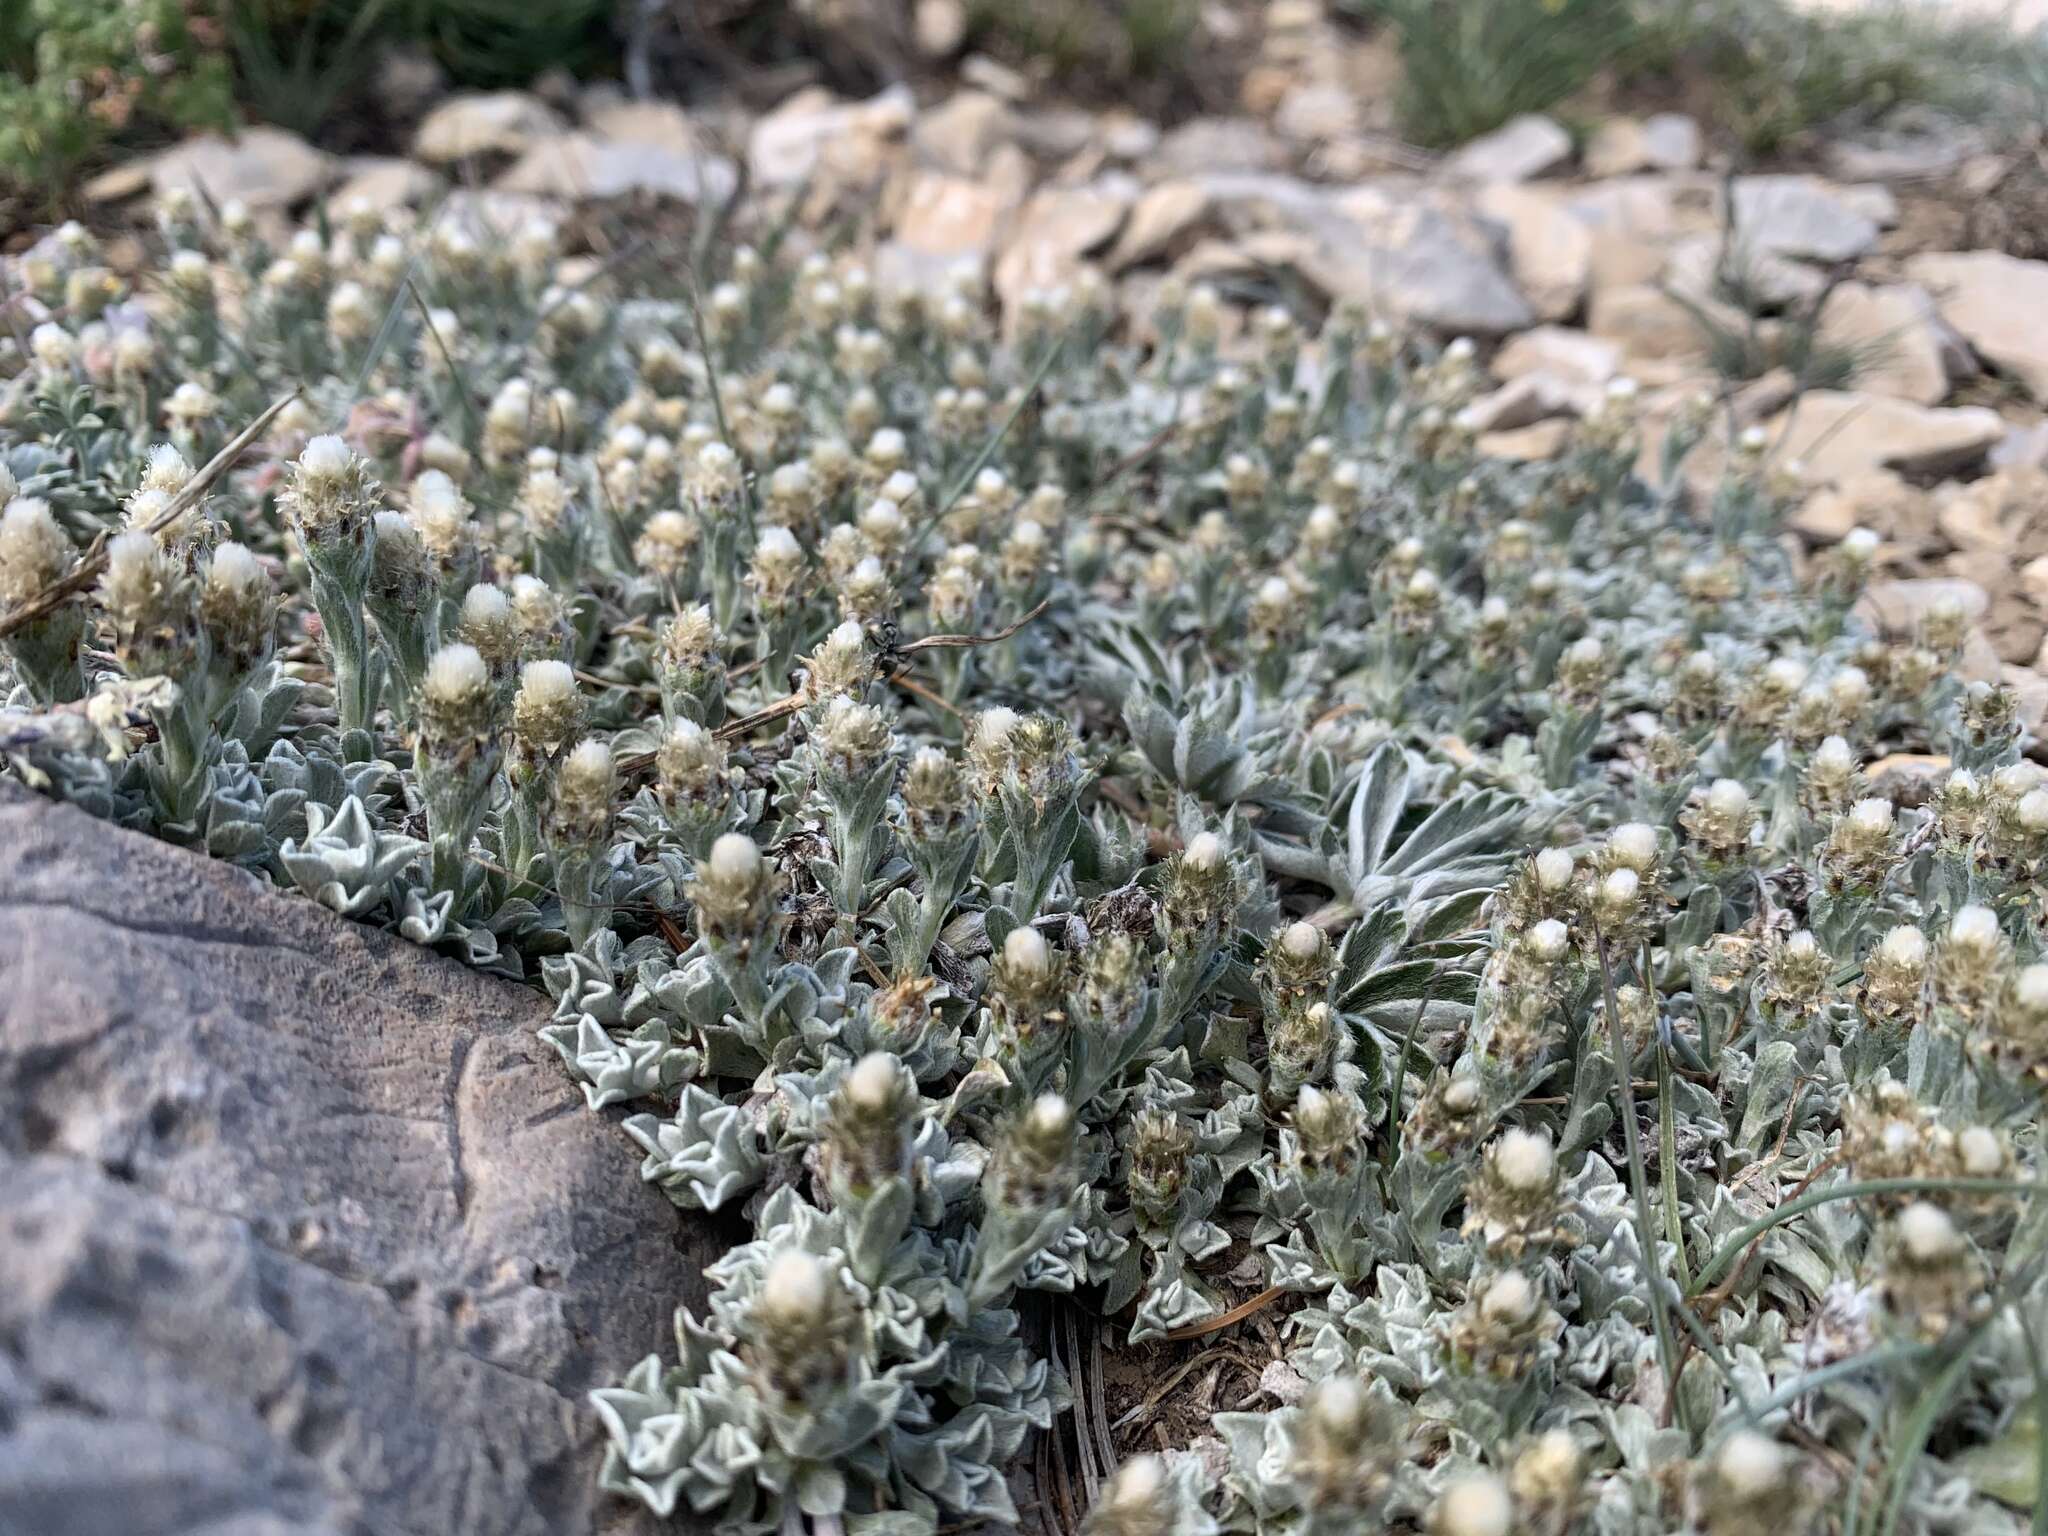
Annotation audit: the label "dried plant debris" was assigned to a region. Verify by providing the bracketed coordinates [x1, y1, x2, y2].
[0, 196, 2042, 1535]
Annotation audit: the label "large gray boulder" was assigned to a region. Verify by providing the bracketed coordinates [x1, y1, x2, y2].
[0, 784, 713, 1536]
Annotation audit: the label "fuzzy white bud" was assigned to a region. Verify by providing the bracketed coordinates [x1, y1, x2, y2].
[307, 432, 354, 474]
[1878, 924, 1928, 969]
[1609, 823, 1658, 872]
[845, 1052, 899, 1112]
[1949, 905, 2000, 953]
[1027, 1092, 1073, 1140]
[1706, 778, 1751, 819]
[1103, 1454, 1165, 1513]
[1534, 847, 1575, 891]
[2017, 789, 2048, 834]
[1896, 1200, 1961, 1261]
[1527, 918, 1570, 962]
[1959, 1126, 2005, 1177]
[424, 642, 488, 703]
[1813, 735, 1856, 778]
[1003, 924, 1051, 980]
[1479, 1270, 1538, 1326]
[2014, 964, 2048, 1010]
[1716, 1432, 1787, 1500]
[759, 1250, 828, 1320]
[1433, 1473, 1512, 1536]
[518, 658, 576, 709]
[709, 832, 763, 884]
[1280, 920, 1324, 961]
[1494, 1128, 1554, 1190]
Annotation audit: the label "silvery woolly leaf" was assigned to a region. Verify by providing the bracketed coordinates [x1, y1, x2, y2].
[1131, 1253, 1223, 1342]
[1214, 1408, 1303, 1521]
[541, 1013, 691, 1110]
[542, 946, 628, 1027]
[626, 1084, 764, 1210]
[277, 795, 420, 917]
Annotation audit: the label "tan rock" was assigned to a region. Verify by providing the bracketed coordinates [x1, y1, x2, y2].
[1106, 181, 1213, 271]
[1770, 392, 2004, 482]
[82, 160, 153, 203]
[1731, 368, 1800, 426]
[1478, 419, 1573, 461]
[911, 90, 1014, 177]
[1960, 627, 2004, 685]
[1586, 235, 1666, 291]
[1729, 175, 1878, 261]
[1867, 752, 1952, 803]
[2022, 555, 2048, 607]
[1585, 113, 1701, 177]
[1935, 483, 2014, 552]
[331, 157, 441, 214]
[147, 128, 335, 209]
[892, 172, 1014, 261]
[1458, 373, 1596, 433]
[993, 180, 1133, 314]
[1100, 113, 1161, 162]
[2002, 664, 2048, 729]
[1473, 183, 1592, 322]
[961, 53, 1030, 101]
[1444, 114, 1572, 183]
[1293, 195, 1536, 334]
[1857, 577, 1991, 636]
[1275, 83, 1360, 144]
[1493, 326, 1622, 385]
[1816, 282, 1953, 406]
[1790, 467, 1921, 542]
[1995, 420, 2048, 471]
[583, 100, 703, 154]
[415, 92, 564, 163]
[1906, 250, 2048, 401]
[494, 134, 736, 203]
[748, 86, 913, 189]
[1989, 607, 2047, 667]
[1240, 64, 1294, 118]
[1664, 233, 1824, 309]
[1564, 174, 1701, 238]
[1588, 284, 1711, 360]
[1170, 238, 1265, 286]
[1151, 118, 1286, 178]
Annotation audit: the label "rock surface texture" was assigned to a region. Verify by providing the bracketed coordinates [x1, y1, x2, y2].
[0, 784, 709, 1536]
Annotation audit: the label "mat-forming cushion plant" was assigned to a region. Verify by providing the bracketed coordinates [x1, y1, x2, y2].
[0, 193, 2042, 1536]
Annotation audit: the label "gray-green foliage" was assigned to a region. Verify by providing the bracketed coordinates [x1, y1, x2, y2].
[0, 196, 2041, 1536]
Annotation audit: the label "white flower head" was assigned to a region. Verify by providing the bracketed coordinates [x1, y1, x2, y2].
[709, 832, 763, 884]
[1534, 847, 1575, 891]
[424, 642, 489, 704]
[1433, 1473, 1512, 1536]
[1003, 924, 1051, 981]
[1494, 1128, 1554, 1190]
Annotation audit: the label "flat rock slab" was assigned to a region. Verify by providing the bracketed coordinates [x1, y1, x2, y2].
[127, 128, 336, 210]
[1907, 251, 2048, 403]
[1770, 390, 2005, 482]
[0, 785, 710, 1536]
